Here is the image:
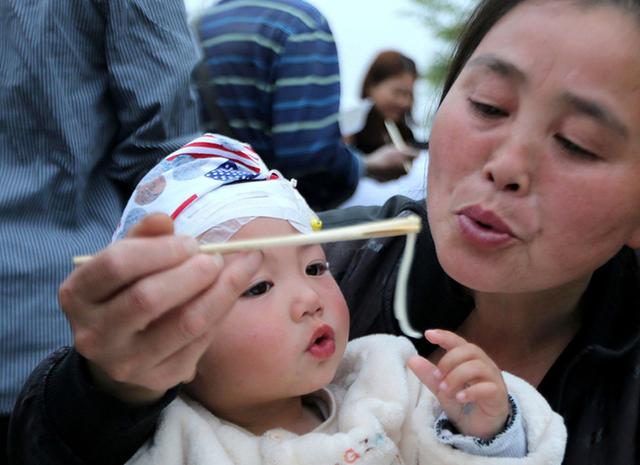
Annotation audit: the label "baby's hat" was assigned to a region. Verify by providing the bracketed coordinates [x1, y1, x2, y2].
[113, 133, 320, 242]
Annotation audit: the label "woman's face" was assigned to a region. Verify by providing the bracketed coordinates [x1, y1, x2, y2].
[368, 71, 415, 122]
[427, 1, 640, 293]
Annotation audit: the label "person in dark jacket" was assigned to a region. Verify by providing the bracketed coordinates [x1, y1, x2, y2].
[8, 0, 640, 464]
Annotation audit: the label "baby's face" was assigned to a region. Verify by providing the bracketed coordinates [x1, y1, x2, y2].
[186, 218, 350, 414]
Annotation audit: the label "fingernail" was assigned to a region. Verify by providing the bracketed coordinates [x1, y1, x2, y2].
[432, 369, 442, 380]
[211, 253, 224, 267]
[425, 329, 438, 340]
[439, 381, 448, 392]
[245, 251, 263, 270]
[182, 237, 200, 255]
[456, 391, 466, 402]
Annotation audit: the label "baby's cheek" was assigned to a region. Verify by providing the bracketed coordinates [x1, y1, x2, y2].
[244, 325, 291, 357]
[332, 294, 351, 349]
[335, 291, 351, 326]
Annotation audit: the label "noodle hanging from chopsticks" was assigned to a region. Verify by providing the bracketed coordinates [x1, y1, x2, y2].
[393, 232, 422, 338]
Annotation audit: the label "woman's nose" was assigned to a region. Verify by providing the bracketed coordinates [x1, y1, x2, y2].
[290, 282, 323, 321]
[482, 138, 534, 195]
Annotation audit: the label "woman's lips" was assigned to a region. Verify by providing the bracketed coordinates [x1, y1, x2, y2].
[456, 205, 517, 247]
[307, 324, 335, 359]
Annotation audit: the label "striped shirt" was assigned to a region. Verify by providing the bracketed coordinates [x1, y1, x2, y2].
[194, 0, 361, 209]
[0, 0, 200, 414]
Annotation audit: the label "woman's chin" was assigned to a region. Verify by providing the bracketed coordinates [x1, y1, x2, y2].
[436, 247, 527, 294]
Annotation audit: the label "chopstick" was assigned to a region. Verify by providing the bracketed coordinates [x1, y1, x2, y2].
[384, 120, 409, 151]
[384, 120, 413, 173]
[72, 214, 422, 266]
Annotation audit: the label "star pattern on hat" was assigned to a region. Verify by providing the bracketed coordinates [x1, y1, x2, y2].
[204, 161, 259, 182]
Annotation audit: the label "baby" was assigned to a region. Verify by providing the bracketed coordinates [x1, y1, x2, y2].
[115, 134, 566, 465]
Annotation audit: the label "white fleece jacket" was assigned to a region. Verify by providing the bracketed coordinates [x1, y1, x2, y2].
[127, 334, 566, 465]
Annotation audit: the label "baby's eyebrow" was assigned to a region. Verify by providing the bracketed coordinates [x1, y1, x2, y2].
[297, 243, 328, 260]
[300, 243, 322, 253]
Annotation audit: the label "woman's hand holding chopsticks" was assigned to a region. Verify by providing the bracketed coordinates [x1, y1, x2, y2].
[59, 213, 262, 405]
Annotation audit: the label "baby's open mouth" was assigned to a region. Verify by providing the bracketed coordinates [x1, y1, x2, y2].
[307, 325, 336, 359]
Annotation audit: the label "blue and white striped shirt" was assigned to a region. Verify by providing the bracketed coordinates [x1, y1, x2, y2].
[195, 0, 361, 209]
[0, 0, 200, 414]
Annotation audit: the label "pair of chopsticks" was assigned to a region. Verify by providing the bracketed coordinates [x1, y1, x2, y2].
[73, 215, 422, 266]
[384, 120, 414, 173]
[72, 214, 425, 339]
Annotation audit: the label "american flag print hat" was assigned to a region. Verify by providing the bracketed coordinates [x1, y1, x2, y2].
[113, 133, 320, 241]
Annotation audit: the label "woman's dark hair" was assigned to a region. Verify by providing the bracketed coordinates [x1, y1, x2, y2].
[439, 0, 525, 105]
[439, 0, 640, 105]
[360, 50, 418, 100]
[353, 50, 419, 154]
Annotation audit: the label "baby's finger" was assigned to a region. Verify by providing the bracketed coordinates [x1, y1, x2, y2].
[438, 359, 501, 398]
[424, 329, 471, 351]
[435, 344, 496, 380]
[407, 355, 440, 394]
[455, 381, 503, 407]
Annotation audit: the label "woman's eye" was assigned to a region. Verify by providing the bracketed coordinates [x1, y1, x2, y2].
[469, 99, 508, 118]
[554, 135, 599, 160]
[306, 261, 330, 276]
[241, 281, 273, 297]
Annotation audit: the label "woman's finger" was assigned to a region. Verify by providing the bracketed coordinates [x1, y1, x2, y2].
[127, 213, 175, 237]
[141, 330, 215, 392]
[175, 251, 263, 335]
[102, 250, 263, 363]
[78, 250, 262, 378]
[102, 252, 224, 333]
[61, 234, 200, 310]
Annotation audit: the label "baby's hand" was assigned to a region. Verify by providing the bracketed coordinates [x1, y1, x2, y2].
[408, 329, 509, 439]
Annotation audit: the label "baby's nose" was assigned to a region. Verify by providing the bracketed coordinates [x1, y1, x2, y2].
[290, 284, 323, 320]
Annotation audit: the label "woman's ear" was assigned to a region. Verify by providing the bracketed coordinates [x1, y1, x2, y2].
[626, 224, 640, 249]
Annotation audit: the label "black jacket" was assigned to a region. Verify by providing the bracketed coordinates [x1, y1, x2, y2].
[323, 197, 640, 465]
[9, 196, 640, 465]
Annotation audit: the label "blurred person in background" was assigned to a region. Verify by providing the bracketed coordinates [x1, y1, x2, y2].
[349, 50, 424, 155]
[192, 0, 415, 210]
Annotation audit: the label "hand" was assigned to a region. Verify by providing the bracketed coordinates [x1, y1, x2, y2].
[363, 143, 418, 182]
[408, 329, 510, 439]
[59, 214, 263, 405]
